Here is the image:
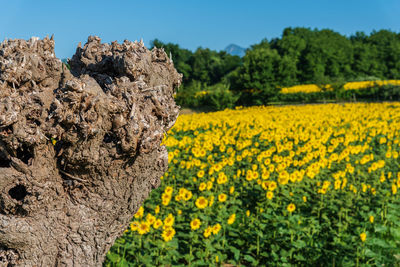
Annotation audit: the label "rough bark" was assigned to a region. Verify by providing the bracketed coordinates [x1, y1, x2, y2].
[0, 36, 181, 266]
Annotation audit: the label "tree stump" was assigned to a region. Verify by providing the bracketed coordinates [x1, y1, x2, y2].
[0, 36, 181, 266]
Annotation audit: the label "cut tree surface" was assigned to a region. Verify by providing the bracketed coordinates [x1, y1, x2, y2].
[0, 36, 181, 266]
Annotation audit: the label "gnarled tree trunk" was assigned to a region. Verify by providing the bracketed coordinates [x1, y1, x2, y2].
[0, 36, 181, 266]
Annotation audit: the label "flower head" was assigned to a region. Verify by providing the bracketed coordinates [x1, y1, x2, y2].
[227, 214, 236, 225]
[162, 227, 176, 242]
[287, 203, 296, 213]
[190, 218, 201, 230]
[360, 232, 367, 242]
[195, 196, 208, 209]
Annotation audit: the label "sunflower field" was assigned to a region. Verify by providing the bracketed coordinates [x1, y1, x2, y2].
[105, 102, 400, 266]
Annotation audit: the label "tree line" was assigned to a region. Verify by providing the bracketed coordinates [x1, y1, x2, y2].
[150, 27, 400, 108]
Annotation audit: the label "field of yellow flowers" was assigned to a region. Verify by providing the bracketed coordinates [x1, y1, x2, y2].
[281, 79, 400, 94]
[105, 102, 400, 266]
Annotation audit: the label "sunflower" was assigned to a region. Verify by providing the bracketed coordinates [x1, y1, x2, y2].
[137, 222, 150, 235]
[190, 218, 201, 230]
[369, 215, 374, 223]
[146, 214, 156, 225]
[209, 196, 215, 207]
[197, 170, 205, 178]
[199, 182, 207, 191]
[360, 232, 366, 242]
[195, 196, 208, 209]
[164, 214, 175, 227]
[183, 191, 192, 201]
[154, 205, 160, 214]
[162, 227, 176, 242]
[227, 214, 236, 225]
[130, 221, 139, 231]
[207, 181, 213, 190]
[269, 181, 277, 191]
[134, 206, 144, 218]
[278, 171, 289, 185]
[212, 223, 221, 235]
[218, 193, 227, 202]
[392, 184, 397, 195]
[229, 186, 235, 194]
[164, 186, 173, 194]
[203, 226, 212, 238]
[266, 191, 274, 200]
[153, 219, 163, 229]
[287, 203, 296, 213]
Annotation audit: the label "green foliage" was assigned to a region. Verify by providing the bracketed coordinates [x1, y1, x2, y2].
[206, 82, 240, 111]
[151, 28, 400, 108]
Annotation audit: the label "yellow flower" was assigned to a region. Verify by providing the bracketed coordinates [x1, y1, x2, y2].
[130, 221, 139, 231]
[269, 181, 277, 191]
[266, 191, 274, 200]
[190, 218, 201, 230]
[164, 214, 175, 227]
[227, 214, 236, 225]
[164, 186, 173, 194]
[195, 196, 208, 209]
[207, 181, 213, 190]
[218, 193, 227, 202]
[369, 215, 374, 223]
[212, 223, 221, 235]
[229, 186, 235, 194]
[203, 226, 212, 238]
[287, 203, 296, 213]
[137, 222, 150, 235]
[302, 196, 307, 202]
[209, 196, 215, 207]
[153, 219, 163, 229]
[197, 170, 205, 178]
[278, 171, 289, 185]
[199, 182, 207, 191]
[154, 205, 160, 214]
[134, 206, 144, 218]
[146, 213, 156, 225]
[162, 227, 176, 242]
[392, 184, 398, 195]
[183, 191, 193, 201]
[246, 210, 250, 217]
[162, 198, 170, 206]
[360, 232, 367, 242]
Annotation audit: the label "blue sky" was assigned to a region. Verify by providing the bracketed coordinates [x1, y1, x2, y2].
[1, 0, 399, 59]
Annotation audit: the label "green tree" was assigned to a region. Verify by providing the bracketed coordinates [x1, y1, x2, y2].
[232, 40, 281, 105]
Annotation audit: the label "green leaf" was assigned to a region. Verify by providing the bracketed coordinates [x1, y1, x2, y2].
[370, 238, 390, 248]
[117, 259, 130, 267]
[364, 248, 376, 258]
[230, 246, 241, 261]
[244, 254, 257, 264]
[390, 227, 400, 239]
[293, 239, 306, 249]
[374, 224, 388, 233]
[106, 252, 121, 263]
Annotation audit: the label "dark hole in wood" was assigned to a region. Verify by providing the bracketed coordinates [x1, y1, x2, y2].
[8, 185, 27, 201]
[0, 154, 11, 167]
[16, 144, 33, 165]
[103, 133, 113, 143]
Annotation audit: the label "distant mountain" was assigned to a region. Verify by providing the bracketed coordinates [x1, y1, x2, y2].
[224, 44, 246, 57]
